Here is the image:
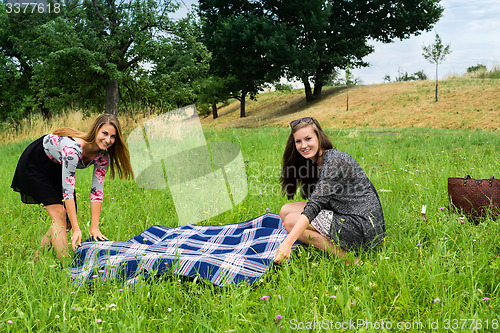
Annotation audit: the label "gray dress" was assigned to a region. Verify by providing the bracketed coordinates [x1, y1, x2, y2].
[302, 149, 386, 254]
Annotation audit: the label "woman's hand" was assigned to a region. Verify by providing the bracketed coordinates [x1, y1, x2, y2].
[71, 229, 82, 250]
[89, 227, 109, 242]
[273, 242, 292, 264]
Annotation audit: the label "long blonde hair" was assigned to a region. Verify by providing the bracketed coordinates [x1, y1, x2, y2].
[53, 114, 134, 179]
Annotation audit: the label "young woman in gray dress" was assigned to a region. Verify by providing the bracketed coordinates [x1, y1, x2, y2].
[273, 117, 385, 265]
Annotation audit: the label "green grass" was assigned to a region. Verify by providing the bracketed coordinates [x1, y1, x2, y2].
[1, 127, 499, 332]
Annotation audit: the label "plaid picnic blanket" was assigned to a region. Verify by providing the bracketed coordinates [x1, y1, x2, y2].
[68, 213, 297, 287]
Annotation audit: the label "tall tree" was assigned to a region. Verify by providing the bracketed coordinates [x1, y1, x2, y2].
[0, 7, 59, 120]
[200, 0, 443, 104]
[422, 33, 451, 102]
[148, 12, 211, 110]
[199, 0, 285, 117]
[32, 0, 179, 115]
[266, 0, 444, 102]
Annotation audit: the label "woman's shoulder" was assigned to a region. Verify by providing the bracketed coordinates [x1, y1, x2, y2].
[323, 149, 360, 167]
[44, 133, 82, 151]
[324, 149, 350, 160]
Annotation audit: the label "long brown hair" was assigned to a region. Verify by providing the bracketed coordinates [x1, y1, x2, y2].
[53, 114, 134, 180]
[280, 117, 333, 199]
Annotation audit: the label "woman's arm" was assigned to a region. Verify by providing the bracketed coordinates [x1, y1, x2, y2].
[89, 201, 108, 241]
[64, 198, 82, 250]
[273, 214, 310, 264]
[88, 152, 109, 241]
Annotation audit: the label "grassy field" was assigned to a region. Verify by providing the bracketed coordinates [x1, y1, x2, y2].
[1, 122, 499, 331]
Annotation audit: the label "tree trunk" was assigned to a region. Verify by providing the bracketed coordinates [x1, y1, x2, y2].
[41, 100, 51, 120]
[346, 84, 349, 112]
[212, 102, 218, 119]
[435, 64, 439, 102]
[303, 78, 314, 102]
[105, 80, 119, 115]
[240, 91, 246, 118]
[313, 81, 323, 99]
[435, 79, 438, 102]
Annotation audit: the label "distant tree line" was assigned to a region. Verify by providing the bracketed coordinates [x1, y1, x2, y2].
[384, 69, 428, 83]
[466, 64, 500, 79]
[0, 0, 444, 121]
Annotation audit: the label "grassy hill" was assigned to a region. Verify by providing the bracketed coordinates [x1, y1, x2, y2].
[1, 78, 499, 145]
[201, 79, 500, 131]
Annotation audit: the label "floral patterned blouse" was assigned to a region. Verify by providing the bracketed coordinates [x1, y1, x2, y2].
[43, 134, 109, 203]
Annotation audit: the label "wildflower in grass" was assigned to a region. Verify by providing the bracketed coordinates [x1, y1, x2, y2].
[439, 207, 445, 210]
[330, 295, 337, 299]
[72, 307, 79, 310]
[259, 191, 263, 195]
[433, 297, 440, 303]
[351, 302, 355, 306]
[118, 289, 123, 292]
[416, 244, 422, 247]
[7, 320, 13, 324]
[96, 319, 103, 323]
[98, 269, 105, 273]
[260, 295, 270, 300]
[55, 315, 60, 319]
[275, 315, 282, 320]
[482, 297, 490, 302]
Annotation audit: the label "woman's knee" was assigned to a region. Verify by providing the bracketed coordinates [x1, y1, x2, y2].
[279, 202, 305, 220]
[279, 203, 292, 221]
[283, 213, 301, 232]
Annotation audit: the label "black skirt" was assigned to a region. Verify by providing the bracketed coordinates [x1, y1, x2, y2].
[11, 136, 72, 206]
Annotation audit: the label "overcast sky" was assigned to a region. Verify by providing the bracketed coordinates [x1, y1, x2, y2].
[176, 0, 500, 85]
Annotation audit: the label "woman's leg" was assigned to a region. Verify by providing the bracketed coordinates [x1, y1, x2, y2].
[43, 204, 69, 263]
[279, 202, 307, 222]
[280, 203, 361, 265]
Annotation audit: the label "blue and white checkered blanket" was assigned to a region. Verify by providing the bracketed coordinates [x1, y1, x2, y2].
[68, 213, 297, 286]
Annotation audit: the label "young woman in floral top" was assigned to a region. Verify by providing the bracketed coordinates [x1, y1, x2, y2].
[12, 114, 134, 263]
[274, 117, 385, 265]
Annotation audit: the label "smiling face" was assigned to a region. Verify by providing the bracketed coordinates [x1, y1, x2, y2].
[293, 125, 321, 162]
[95, 124, 116, 151]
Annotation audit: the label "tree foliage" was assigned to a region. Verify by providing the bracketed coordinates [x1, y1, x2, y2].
[38, 0, 180, 115]
[199, 0, 285, 117]
[467, 64, 486, 74]
[1, 0, 208, 120]
[0, 7, 60, 121]
[199, 0, 444, 110]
